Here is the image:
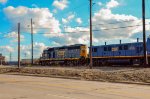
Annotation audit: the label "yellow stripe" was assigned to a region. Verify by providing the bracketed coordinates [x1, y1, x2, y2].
[40, 58, 80, 61]
[40, 55, 150, 61]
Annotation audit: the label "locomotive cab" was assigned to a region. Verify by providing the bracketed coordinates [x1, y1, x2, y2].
[80, 45, 88, 58]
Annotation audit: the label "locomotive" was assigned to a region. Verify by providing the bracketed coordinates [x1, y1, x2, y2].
[92, 37, 150, 65]
[39, 37, 150, 66]
[39, 44, 88, 66]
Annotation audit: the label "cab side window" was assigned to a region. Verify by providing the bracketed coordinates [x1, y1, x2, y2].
[124, 45, 128, 50]
[119, 46, 122, 50]
[108, 46, 111, 51]
[104, 47, 107, 51]
[92, 48, 97, 52]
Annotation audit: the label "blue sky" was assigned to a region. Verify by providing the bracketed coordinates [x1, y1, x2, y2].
[0, 0, 150, 60]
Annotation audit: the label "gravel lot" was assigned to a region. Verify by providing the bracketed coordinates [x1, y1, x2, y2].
[0, 65, 150, 84]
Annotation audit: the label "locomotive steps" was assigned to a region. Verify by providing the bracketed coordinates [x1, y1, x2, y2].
[0, 66, 150, 85]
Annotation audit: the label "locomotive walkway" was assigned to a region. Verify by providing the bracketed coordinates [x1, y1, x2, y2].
[0, 74, 150, 99]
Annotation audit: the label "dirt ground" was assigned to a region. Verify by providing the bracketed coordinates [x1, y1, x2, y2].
[1, 74, 150, 99]
[0, 65, 150, 84]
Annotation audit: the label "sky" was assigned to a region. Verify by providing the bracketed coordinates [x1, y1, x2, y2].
[0, 0, 150, 61]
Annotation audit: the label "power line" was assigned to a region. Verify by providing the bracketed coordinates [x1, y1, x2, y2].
[0, 36, 10, 40]
[0, 28, 17, 35]
[20, 18, 149, 30]
[93, 24, 147, 31]
[0, 29, 17, 39]
[0, 36, 15, 39]
[20, 23, 148, 35]
[93, 20, 141, 26]
[27, 31, 88, 34]
[92, 17, 150, 26]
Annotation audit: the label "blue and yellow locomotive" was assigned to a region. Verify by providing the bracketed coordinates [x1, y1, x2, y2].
[39, 44, 88, 65]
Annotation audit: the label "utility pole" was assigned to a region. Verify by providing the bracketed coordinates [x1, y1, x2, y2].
[9, 52, 12, 63]
[31, 18, 34, 65]
[0, 59, 2, 66]
[89, 0, 93, 69]
[0, 53, 3, 66]
[0, 56, 2, 66]
[18, 23, 20, 68]
[24, 52, 27, 64]
[142, 0, 148, 65]
[9, 52, 11, 64]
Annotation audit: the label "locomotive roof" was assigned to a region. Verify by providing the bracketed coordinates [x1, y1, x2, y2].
[46, 44, 86, 50]
[92, 42, 143, 48]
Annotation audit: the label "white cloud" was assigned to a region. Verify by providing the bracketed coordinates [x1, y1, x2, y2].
[106, 0, 119, 9]
[4, 31, 24, 42]
[76, 18, 82, 24]
[53, 0, 69, 10]
[62, 18, 68, 24]
[87, 0, 150, 42]
[67, 14, 75, 20]
[0, 45, 15, 61]
[31, 4, 38, 8]
[98, 2, 102, 6]
[64, 26, 89, 33]
[92, 7, 142, 41]
[46, 27, 90, 46]
[0, 46, 14, 52]
[62, 13, 75, 24]
[3, 6, 61, 34]
[21, 42, 47, 58]
[52, 9, 57, 14]
[0, 0, 7, 4]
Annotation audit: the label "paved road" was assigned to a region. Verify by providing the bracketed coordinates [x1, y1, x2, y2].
[0, 74, 150, 99]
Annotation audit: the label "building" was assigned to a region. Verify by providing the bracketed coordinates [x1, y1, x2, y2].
[0, 53, 5, 65]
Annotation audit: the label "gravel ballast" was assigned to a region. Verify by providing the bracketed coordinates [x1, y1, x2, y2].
[0, 66, 150, 84]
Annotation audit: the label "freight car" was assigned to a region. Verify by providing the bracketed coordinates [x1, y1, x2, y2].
[39, 44, 88, 66]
